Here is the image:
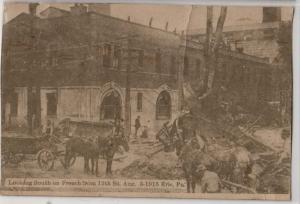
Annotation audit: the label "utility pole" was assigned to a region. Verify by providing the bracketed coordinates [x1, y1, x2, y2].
[123, 35, 140, 138]
[27, 3, 41, 134]
[177, 45, 185, 111]
[27, 6, 35, 134]
[124, 38, 132, 138]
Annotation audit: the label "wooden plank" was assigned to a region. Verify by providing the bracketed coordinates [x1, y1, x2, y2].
[222, 179, 257, 194]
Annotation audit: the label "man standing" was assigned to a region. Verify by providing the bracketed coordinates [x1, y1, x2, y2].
[134, 116, 141, 139]
[195, 164, 222, 193]
[277, 128, 291, 165]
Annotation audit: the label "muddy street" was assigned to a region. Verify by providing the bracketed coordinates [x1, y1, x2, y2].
[2, 137, 180, 180]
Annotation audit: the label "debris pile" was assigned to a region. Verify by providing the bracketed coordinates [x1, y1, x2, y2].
[120, 151, 183, 179]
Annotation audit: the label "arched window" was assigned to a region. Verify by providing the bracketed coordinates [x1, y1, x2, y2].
[100, 90, 121, 120]
[156, 91, 171, 119]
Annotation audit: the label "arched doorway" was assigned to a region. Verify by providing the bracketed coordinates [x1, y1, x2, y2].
[156, 91, 171, 119]
[100, 90, 121, 120]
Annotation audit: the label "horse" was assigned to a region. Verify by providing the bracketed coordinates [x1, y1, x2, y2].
[156, 114, 252, 192]
[206, 144, 250, 182]
[65, 137, 99, 175]
[97, 133, 129, 175]
[65, 133, 129, 176]
[156, 117, 215, 193]
[178, 140, 217, 193]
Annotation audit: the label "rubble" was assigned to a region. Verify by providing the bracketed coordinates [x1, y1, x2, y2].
[120, 151, 183, 179]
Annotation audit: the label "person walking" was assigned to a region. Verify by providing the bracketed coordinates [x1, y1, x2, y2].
[134, 116, 141, 139]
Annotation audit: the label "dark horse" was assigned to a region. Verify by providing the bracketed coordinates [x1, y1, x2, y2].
[157, 114, 252, 193]
[98, 133, 129, 175]
[65, 137, 99, 174]
[65, 133, 129, 176]
[156, 115, 215, 193]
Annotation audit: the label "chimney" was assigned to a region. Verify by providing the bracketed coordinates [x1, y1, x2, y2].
[263, 7, 281, 23]
[29, 3, 39, 16]
[88, 3, 111, 16]
[70, 3, 87, 15]
[149, 17, 153, 27]
[165, 22, 169, 31]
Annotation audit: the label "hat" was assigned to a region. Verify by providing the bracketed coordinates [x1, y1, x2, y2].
[281, 128, 290, 135]
[281, 128, 291, 139]
[196, 164, 207, 172]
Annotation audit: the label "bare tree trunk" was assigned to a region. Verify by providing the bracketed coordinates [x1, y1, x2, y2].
[214, 7, 227, 51]
[202, 6, 213, 92]
[198, 6, 227, 100]
[205, 6, 213, 56]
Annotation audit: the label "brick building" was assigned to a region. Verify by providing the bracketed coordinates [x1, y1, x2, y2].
[187, 7, 285, 63]
[1, 4, 281, 135]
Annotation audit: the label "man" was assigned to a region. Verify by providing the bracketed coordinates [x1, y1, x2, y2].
[196, 164, 222, 193]
[134, 116, 141, 138]
[114, 118, 125, 154]
[113, 117, 121, 137]
[44, 119, 54, 136]
[277, 128, 291, 165]
[247, 154, 263, 191]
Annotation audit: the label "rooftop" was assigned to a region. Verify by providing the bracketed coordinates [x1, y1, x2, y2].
[4, 8, 275, 67]
[187, 21, 282, 36]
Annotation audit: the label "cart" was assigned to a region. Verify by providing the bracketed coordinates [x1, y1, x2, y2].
[1, 134, 75, 171]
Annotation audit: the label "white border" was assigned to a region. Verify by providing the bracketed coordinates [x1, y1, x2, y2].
[0, 0, 299, 204]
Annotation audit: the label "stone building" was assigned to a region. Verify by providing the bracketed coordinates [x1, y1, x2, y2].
[1, 4, 281, 135]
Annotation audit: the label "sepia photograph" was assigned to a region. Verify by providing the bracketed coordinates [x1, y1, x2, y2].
[0, 2, 294, 200]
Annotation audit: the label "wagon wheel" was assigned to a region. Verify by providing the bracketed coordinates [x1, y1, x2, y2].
[1, 150, 9, 167]
[37, 149, 55, 171]
[9, 153, 25, 164]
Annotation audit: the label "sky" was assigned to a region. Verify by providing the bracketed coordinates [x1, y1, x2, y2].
[3, 3, 294, 32]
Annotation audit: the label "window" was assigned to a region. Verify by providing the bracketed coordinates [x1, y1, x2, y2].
[183, 56, 189, 76]
[138, 50, 144, 67]
[113, 45, 121, 69]
[236, 47, 244, 53]
[10, 92, 18, 116]
[137, 92, 143, 112]
[196, 59, 201, 76]
[170, 55, 176, 75]
[155, 52, 161, 73]
[51, 57, 58, 66]
[103, 44, 112, 67]
[156, 91, 171, 119]
[46, 93, 57, 116]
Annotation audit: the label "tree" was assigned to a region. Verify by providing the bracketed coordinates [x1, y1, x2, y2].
[199, 6, 227, 100]
[276, 21, 292, 125]
[181, 6, 227, 113]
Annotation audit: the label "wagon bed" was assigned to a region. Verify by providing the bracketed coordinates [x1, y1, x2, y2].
[2, 135, 51, 155]
[1, 131, 73, 171]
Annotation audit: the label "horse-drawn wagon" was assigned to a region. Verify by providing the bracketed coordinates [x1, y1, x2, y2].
[1, 133, 75, 171]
